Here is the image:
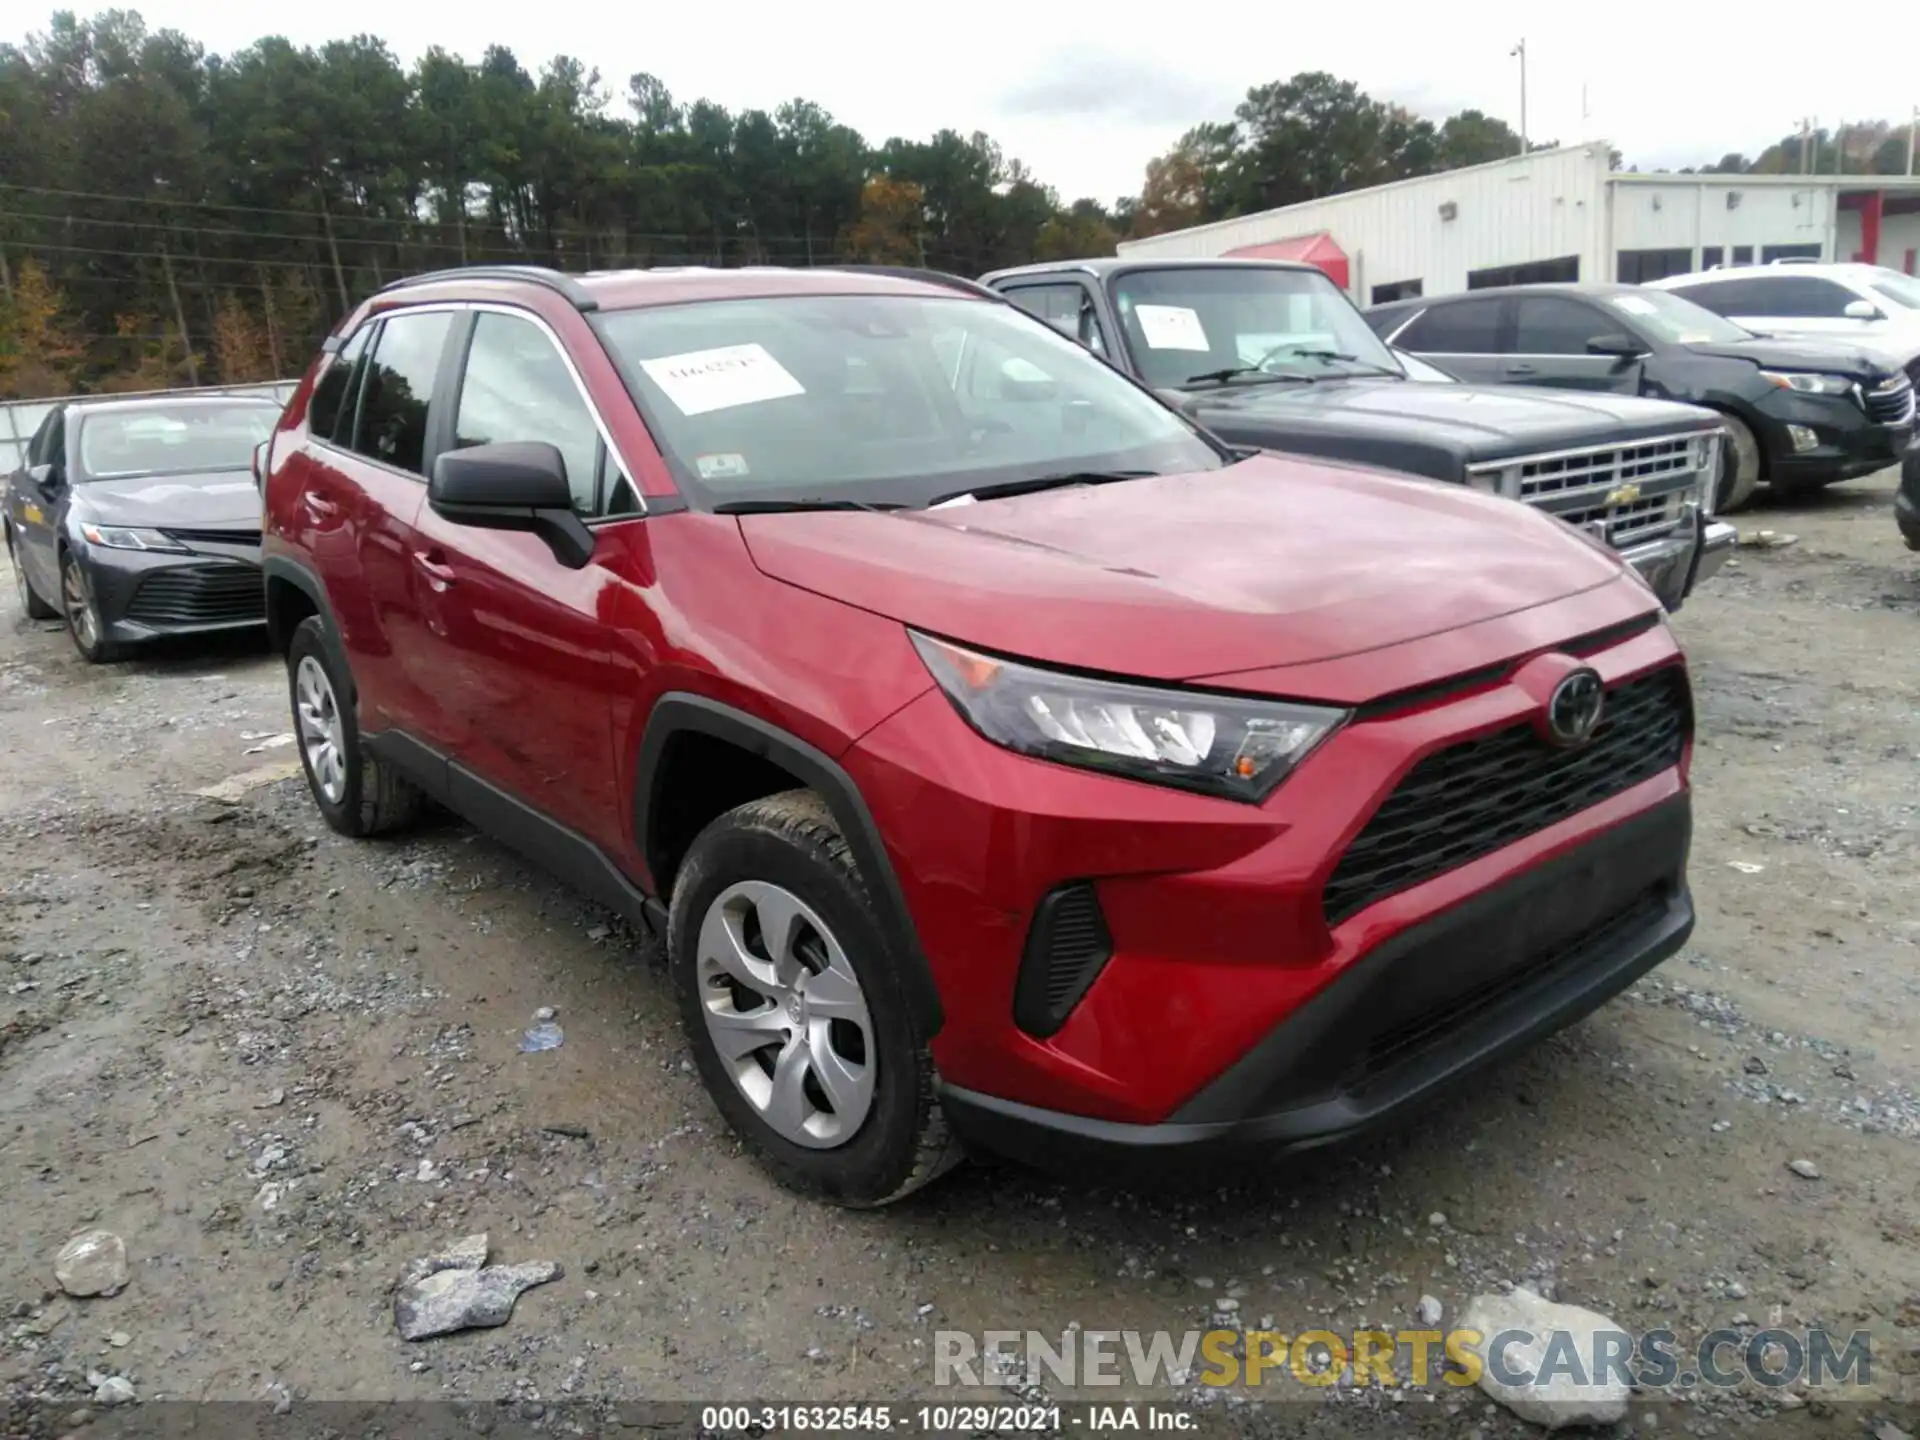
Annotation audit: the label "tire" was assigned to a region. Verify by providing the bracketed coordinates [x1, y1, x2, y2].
[287, 615, 421, 837]
[60, 549, 120, 663]
[5, 526, 57, 619]
[669, 789, 962, 1206]
[1715, 414, 1762, 513]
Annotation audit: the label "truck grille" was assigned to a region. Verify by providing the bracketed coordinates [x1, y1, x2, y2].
[1469, 433, 1705, 549]
[124, 564, 265, 627]
[1864, 374, 1915, 427]
[1322, 664, 1691, 927]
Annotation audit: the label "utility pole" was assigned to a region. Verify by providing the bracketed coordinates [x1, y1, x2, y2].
[158, 244, 201, 388]
[1799, 118, 1813, 175]
[1510, 39, 1528, 153]
[1907, 107, 1916, 176]
[1834, 119, 1845, 175]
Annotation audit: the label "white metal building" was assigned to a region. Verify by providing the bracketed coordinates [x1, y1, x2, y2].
[1115, 144, 1920, 306]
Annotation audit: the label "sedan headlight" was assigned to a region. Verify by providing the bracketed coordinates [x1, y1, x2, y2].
[79, 524, 189, 553]
[911, 631, 1346, 803]
[1759, 370, 1853, 396]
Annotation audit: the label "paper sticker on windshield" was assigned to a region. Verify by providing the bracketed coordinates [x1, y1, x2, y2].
[695, 452, 751, 480]
[639, 343, 804, 416]
[1134, 304, 1212, 352]
[1611, 296, 1656, 316]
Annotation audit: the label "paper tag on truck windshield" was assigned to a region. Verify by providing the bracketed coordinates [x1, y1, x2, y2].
[639, 343, 805, 416]
[1134, 304, 1212, 352]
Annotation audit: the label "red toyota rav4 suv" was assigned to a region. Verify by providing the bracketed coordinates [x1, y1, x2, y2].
[260, 264, 1695, 1205]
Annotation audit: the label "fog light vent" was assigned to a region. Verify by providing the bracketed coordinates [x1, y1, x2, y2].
[1013, 883, 1113, 1038]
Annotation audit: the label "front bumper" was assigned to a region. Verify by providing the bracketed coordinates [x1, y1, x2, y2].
[82, 542, 266, 642]
[942, 796, 1692, 1177]
[847, 590, 1689, 1137]
[1753, 388, 1913, 486]
[1618, 507, 1734, 611]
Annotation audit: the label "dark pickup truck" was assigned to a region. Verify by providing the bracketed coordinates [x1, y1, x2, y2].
[979, 257, 1737, 612]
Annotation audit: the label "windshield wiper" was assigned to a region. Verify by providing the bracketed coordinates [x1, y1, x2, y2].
[711, 497, 903, 515]
[1183, 365, 1315, 387]
[928, 470, 1157, 508]
[1284, 348, 1406, 378]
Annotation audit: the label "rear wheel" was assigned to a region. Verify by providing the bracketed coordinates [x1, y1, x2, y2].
[5, 526, 57, 619]
[670, 790, 961, 1206]
[287, 615, 421, 837]
[1715, 414, 1762, 513]
[60, 550, 119, 663]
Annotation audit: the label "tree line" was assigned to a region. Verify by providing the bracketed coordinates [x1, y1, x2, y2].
[2, 10, 1908, 399]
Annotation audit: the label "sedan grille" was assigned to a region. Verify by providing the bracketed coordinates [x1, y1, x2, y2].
[1322, 665, 1691, 927]
[161, 527, 263, 547]
[1864, 374, 1916, 427]
[124, 564, 265, 627]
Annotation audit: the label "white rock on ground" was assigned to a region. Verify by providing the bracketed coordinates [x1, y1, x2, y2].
[91, 1376, 135, 1407]
[1459, 1286, 1630, 1431]
[54, 1230, 128, 1298]
[1414, 1294, 1443, 1326]
[393, 1233, 563, 1341]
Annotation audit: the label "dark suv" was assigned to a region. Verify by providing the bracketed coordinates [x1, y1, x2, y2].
[262, 264, 1697, 1204]
[1367, 283, 1915, 511]
[982, 259, 1734, 607]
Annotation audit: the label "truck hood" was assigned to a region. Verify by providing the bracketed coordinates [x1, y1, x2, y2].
[1181, 377, 1716, 481]
[738, 452, 1630, 684]
[1681, 335, 1901, 379]
[74, 469, 260, 528]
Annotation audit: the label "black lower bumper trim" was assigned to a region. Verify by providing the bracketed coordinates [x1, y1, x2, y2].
[943, 796, 1692, 1179]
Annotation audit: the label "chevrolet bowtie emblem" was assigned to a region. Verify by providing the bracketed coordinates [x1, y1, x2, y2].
[1604, 482, 1642, 506]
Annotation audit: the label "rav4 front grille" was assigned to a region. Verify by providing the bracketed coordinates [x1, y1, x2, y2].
[1322, 665, 1690, 927]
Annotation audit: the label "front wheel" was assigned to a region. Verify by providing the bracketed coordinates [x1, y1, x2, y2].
[60, 550, 119, 663]
[287, 615, 421, 837]
[670, 790, 961, 1206]
[1715, 414, 1762, 513]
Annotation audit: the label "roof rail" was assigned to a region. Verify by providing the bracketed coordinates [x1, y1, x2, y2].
[378, 265, 599, 311]
[822, 265, 1002, 300]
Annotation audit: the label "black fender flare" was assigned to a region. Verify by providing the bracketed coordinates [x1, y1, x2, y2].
[260, 555, 352, 698]
[635, 693, 944, 1036]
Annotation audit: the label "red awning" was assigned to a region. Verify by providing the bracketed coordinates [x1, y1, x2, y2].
[1223, 232, 1350, 291]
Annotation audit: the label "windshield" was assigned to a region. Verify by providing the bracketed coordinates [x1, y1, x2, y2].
[77, 403, 278, 480]
[1606, 289, 1750, 345]
[1107, 266, 1404, 388]
[594, 294, 1223, 507]
[1869, 271, 1920, 310]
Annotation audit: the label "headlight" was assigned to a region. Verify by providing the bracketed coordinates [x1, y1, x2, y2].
[1759, 370, 1852, 396]
[79, 524, 189, 553]
[911, 631, 1346, 803]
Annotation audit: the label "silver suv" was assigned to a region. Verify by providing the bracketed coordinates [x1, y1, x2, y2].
[1647, 263, 1920, 381]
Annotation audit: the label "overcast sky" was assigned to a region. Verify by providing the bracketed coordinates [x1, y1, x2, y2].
[34, 0, 1920, 205]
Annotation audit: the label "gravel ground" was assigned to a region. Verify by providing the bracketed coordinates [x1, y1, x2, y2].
[1, 475, 1917, 1439]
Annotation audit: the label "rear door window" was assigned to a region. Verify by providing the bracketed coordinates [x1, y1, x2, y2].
[1395, 298, 1504, 354]
[347, 311, 456, 476]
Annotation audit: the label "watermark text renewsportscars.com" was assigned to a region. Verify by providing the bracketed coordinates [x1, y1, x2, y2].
[933, 1325, 1872, 1392]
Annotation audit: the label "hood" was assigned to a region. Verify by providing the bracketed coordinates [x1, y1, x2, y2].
[1181, 378, 1716, 481]
[74, 469, 261, 528]
[1682, 335, 1899, 378]
[738, 453, 1631, 685]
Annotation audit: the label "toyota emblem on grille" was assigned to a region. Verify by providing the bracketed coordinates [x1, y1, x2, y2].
[1545, 668, 1605, 747]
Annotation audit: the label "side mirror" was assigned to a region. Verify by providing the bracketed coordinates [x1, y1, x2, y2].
[26, 463, 59, 494]
[1586, 332, 1650, 360]
[251, 440, 269, 489]
[1843, 299, 1883, 321]
[429, 441, 595, 569]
